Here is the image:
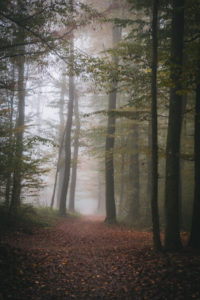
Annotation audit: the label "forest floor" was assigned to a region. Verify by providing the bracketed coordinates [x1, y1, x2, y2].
[0, 215, 200, 300]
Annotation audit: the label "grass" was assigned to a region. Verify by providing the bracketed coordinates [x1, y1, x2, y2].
[0, 204, 80, 234]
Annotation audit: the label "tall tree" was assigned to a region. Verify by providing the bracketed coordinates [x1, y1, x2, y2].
[50, 72, 66, 209]
[57, 72, 67, 208]
[59, 0, 75, 215]
[10, 30, 26, 212]
[151, 0, 162, 250]
[105, 24, 122, 224]
[189, 67, 200, 249]
[68, 93, 80, 212]
[127, 121, 140, 223]
[164, 0, 185, 250]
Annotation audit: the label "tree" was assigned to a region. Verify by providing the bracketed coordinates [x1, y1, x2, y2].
[59, 0, 75, 215]
[189, 67, 200, 249]
[69, 93, 80, 212]
[127, 121, 140, 223]
[50, 71, 67, 209]
[151, 0, 162, 251]
[105, 24, 122, 224]
[9, 29, 26, 212]
[164, 0, 185, 250]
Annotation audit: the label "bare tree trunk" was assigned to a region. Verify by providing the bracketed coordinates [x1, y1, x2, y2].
[59, 74, 74, 215]
[127, 122, 140, 223]
[57, 72, 66, 208]
[59, 4, 74, 215]
[105, 25, 121, 224]
[51, 72, 66, 209]
[5, 68, 15, 208]
[145, 121, 152, 224]
[151, 0, 162, 250]
[69, 94, 80, 212]
[97, 170, 105, 214]
[189, 81, 200, 249]
[119, 152, 125, 215]
[10, 37, 25, 212]
[164, 0, 184, 250]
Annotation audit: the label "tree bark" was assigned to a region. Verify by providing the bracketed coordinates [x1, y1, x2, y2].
[50, 72, 66, 209]
[68, 94, 80, 212]
[127, 122, 140, 223]
[119, 152, 125, 215]
[164, 0, 184, 250]
[10, 35, 25, 212]
[189, 82, 200, 249]
[59, 5, 74, 215]
[151, 0, 162, 251]
[145, 121, 152, 224]
[4, 68, 15, 208]
[105, 25, 121, 224]
[57, 72, 66, 208]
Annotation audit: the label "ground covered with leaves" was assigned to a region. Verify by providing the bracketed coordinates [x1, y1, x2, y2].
[0, 215, 200, 300]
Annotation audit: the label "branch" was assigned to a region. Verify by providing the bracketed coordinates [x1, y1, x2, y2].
[0, 51, 47, 61]
[0, 11, 69, 64]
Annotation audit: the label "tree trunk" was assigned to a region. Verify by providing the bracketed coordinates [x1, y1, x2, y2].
[59, 8, 74, 215]
[189, 82, 200, 249]
[164, 0, 184, 250]
[151, 0, 162, 250]
[4, 68, 15, 208]
[127, 122, 140, 223]
[10, 37, 25, 212]
[69, 94, 80, 212]
[119, 152, 125, 215]
[145, 121, 152, 224]
[57, 72, 66, 208]
[51, 72, 66, 209]
[105, 25, 121, 224]
[97, 170, 105, 214]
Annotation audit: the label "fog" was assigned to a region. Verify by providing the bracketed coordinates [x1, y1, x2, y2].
[0, 0, 196, 232]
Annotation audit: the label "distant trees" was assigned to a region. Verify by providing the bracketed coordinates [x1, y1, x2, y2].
[87, 0, 199, 250]
[1, 0, 200, 251]
[0, 0, 91, 212]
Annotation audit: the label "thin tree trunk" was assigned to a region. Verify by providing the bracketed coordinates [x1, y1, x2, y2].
[97, 170, 105, 214]
[151, 0, 162, 251]
[68, 94, 80, 212]
[59, 73, 74, 215]
[189, 82, 200, 249]
[145, 121, 152, 224]
[10, 37, 25, 212]
[5, 69, 15, 208]
[164, 0, 184, 250]
[57, 72, 66, 208]
[105, 25, 121, 224]
[59, 4, 74, 215]
[51, 72, 66, 209]
[127, 122, 140, 223]
[119, 152, 125, 215]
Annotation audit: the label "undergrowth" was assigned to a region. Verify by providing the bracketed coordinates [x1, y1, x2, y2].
[0, 204, 80, 235]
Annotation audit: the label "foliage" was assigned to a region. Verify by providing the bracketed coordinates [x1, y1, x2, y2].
[0, 204, 60, 234]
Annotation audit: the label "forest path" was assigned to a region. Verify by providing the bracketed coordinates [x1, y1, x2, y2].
[1, 217, 200, 300]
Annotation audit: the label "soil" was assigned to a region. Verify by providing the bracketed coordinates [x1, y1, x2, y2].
[0, 216, 200, 299]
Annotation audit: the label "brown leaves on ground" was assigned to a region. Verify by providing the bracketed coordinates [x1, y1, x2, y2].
[0, 216, 200, 300]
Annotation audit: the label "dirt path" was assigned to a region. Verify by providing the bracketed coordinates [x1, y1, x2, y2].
[0, 216, 200, 299]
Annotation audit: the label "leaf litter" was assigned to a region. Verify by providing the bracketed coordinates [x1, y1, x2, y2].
[0, 216, 200, 299]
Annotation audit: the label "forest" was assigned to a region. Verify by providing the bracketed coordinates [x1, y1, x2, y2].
[0, 0, 200, 299]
